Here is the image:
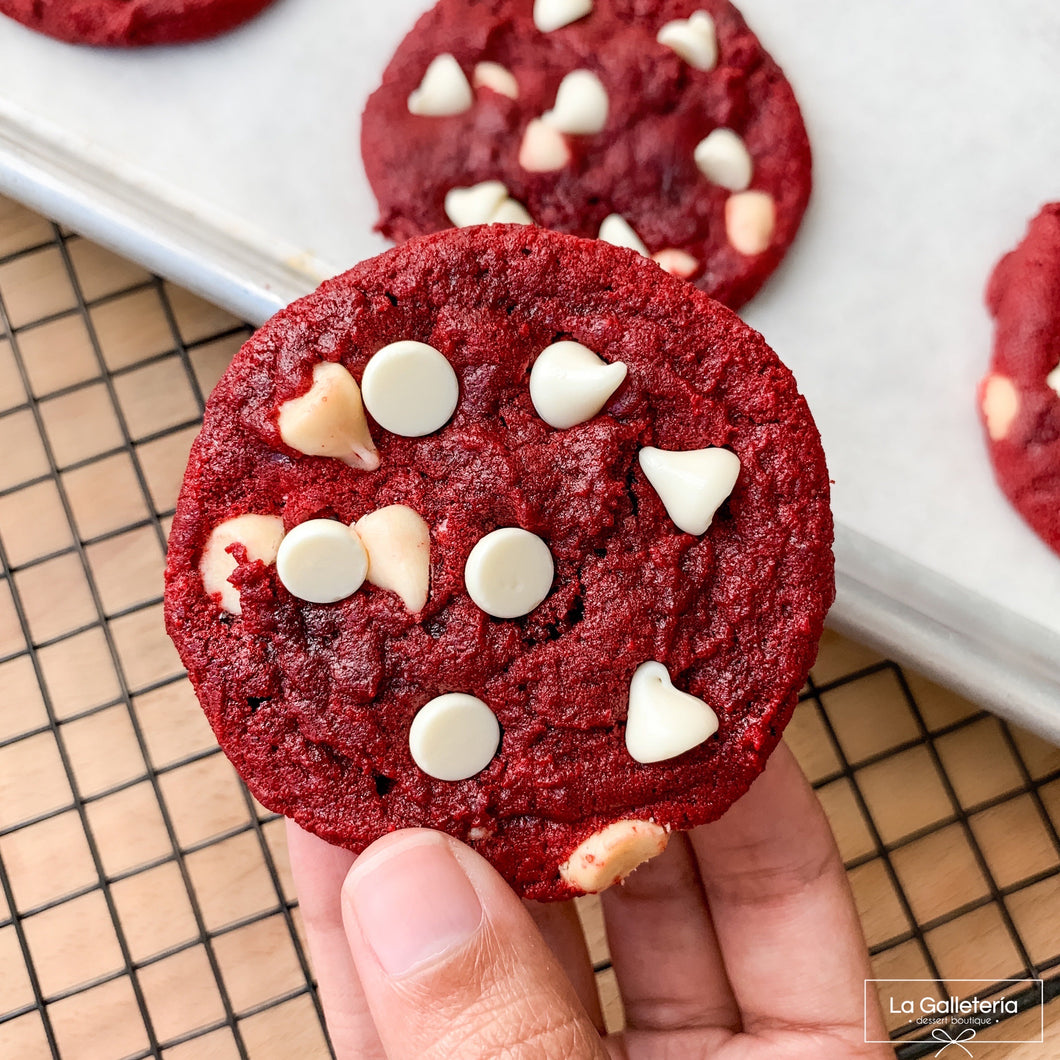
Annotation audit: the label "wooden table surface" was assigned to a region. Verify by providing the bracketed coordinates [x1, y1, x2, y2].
[0, 194, 1057, 1059]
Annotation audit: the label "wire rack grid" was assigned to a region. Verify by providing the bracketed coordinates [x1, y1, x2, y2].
[0, 196, 1058, 1058]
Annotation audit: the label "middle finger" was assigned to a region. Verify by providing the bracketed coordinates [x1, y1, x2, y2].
[601, 832, 740, 1034]
[524, 897, 606, 1031]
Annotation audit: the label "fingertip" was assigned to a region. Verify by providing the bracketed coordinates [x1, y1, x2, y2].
[761, 738, 807, 783]
[286, 817, 356, 864]
[342, 829, 486, 978]
[285, 819, 357, 913]
[341, 828, 525, 928]
[699, 737, 822, 848]
[341, 827, 452, 886]
[339, 830, 608, 1059]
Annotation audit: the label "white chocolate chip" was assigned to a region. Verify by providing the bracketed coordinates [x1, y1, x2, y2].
[518, 118, 571, 172]
[445, 182, 533, 227]
[409, 693, 500, 781]
[1046, 361, 1060, 398]
[981, 374, 1020, 441]
[638, 446, 740, 535]
[624, 661, 719, 764]
[200, 514, 284, 616]
[694, 128, 753, 192]
[529, 341, 627, 429]
[725, 191, 776, 255]
[542, 70, 609, 135]
[445, 181, 510, 227]
[277, 362, 379, 471]
[598, 214, 649, 257]
[473, 61, 519, 99]
[533, 0, 592, 33]
[559, 820, 669, 892]
[361, 341, 459, 437]
[489, 198, 534, 224]
[276, 519, 368, 604]
[355, 504, 431, 612]
[464, 528, 554, 618]
[656, 11, 718, 71]
[652, 248, 699, 278]
[407, 54, 473, 117]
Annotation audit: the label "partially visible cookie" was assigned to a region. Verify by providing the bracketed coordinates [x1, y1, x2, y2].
[979, 203, 1060, 556]
[361, 0, 811, 310]
[0, 0, 276, 45]
[164, 224, 834, 901]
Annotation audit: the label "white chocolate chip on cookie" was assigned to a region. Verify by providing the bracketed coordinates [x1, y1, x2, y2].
[277, 361, 379, 471]
[465, 528, 554, 618]
[473, 61, 519, 99]
[276, 519, 368, 604]
[542, 70, 609, 135]
[445, 181, 510, 227]
[518, 118, 572, 172]
[445, 182, 533, 227]
[652, 248, 699, 278]
[694, 128, 753, 192]
[530, 340, 627, 429]
[361, 341, 459, 437]
[407, 54, 473, 117]
[489, 198, 534, 224]
[534, 0, 592, 33]
[638, 445, 740, 535]
[725, 190, 776, 256]
[598, 214, 649, 257]
[409, 693, 501, 781]
[1046, 361, 1060, 398]
[625, 661, 719, 764]
[981, 374, 1020, 440]
[200, 514, 285, 616]
[355, 504, 431, 612]
[656, 11, 717, 71]
[559, 819, 669, 892]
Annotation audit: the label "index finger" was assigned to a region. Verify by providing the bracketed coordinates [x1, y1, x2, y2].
[688, 741, 886, 1044]
[285, 820, 386, 1060]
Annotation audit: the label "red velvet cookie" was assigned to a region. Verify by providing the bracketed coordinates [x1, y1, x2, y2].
[0, 0, 276, 45]
[361, 0, 811, 310]
[979, 204, 1060, 556]
[164, 225, 833, 900]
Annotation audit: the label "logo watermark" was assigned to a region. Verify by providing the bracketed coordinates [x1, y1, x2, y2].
[864, 978, 1045, 1054]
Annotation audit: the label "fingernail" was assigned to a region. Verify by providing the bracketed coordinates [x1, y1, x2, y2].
[345, 833, 483, 977]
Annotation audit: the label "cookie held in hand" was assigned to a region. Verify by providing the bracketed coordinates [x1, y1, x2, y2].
[164, 225, 834, 900]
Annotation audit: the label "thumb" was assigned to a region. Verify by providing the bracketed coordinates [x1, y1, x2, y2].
[340, 828, 609, 1060]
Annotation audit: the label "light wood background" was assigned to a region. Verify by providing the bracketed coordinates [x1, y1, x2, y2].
[0, 195, 1057, 1059]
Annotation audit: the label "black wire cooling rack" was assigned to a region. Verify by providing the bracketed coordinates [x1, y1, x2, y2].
[0, 208, 330, 1059]
[800, 663, 1060, 1057]
[0, 201, 1058, 1058]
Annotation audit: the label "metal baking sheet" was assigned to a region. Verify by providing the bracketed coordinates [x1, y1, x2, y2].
[1, 0, 1058, 736]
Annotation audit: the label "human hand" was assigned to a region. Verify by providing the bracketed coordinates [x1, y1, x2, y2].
[286, 741, 891, 1059]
